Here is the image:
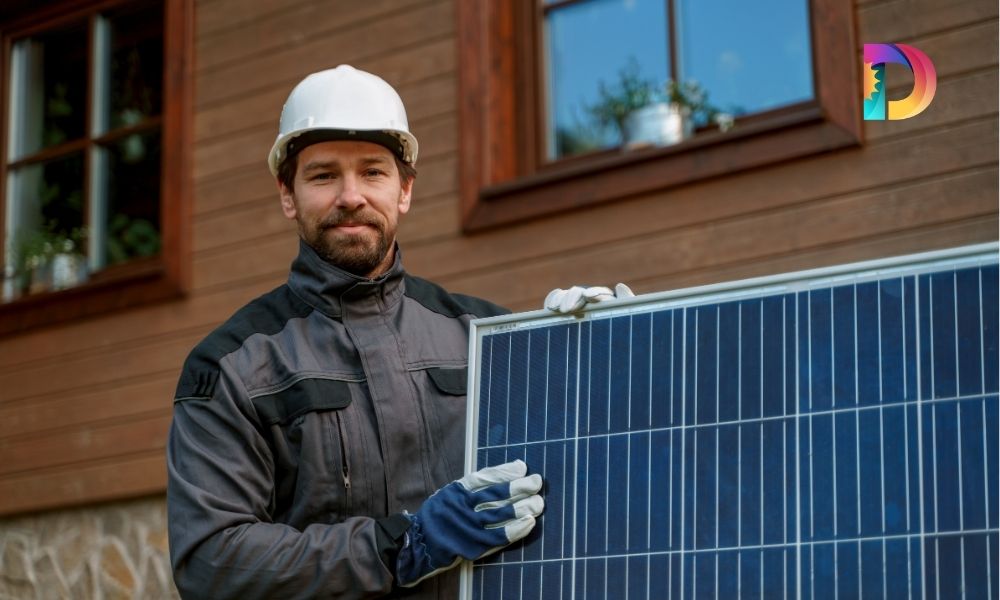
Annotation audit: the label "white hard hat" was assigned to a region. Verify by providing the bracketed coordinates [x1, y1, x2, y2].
[267, 65, 419, 176]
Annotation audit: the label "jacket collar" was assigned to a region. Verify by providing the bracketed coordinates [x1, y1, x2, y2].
[287, 238, 405, 318]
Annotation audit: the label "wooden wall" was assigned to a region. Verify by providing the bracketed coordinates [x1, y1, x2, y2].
[0, 0, 995, 516]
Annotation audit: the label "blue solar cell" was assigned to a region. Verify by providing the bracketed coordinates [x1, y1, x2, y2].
[882, 404, 909, 535]
[930, 271, 959, 400]
[857, 282, 880, 407]
[903, 276, 919, 401]
[525, 329, 548, 445]
[957, 269, 985, 395]
[648, 428, 673, 553]
[880, 278, 907, 405]
[983, 268, 999, 394]
[719, 302, 741, 423]
[960, 399, 988, 531]
[630, 313, 652, 432]
[884, 537, 910, 599]
[694, 305, 719, 426]
[763, 295, 787, 418]
[834, 284, 859, 408]
[627, 431, 650, 553]
[609, 317, 631, 435]
[464, 249, 999, 599]
[626, 555, 647, 599]
[857, 408, 882, 537]
[649, 311, 674, 429]
[987, 396, 1000, 528]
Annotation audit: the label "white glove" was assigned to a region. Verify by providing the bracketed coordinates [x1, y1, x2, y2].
[395, 460, 544, 587]
[543, 283, 635, 313]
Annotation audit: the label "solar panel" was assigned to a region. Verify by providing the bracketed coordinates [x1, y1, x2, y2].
[461, 244, 999, 600]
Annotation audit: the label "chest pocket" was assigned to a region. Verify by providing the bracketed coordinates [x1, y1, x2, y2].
[426, 366, 468, 396]
[251, 377, 357, 525]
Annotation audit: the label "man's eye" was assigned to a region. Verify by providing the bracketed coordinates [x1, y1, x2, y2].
[365, 169, 386, 177]
[312, 173, 334, 180]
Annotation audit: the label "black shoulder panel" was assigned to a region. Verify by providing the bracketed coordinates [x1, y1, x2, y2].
[402, 274, 509, 319]
[174, 285, 314, 400]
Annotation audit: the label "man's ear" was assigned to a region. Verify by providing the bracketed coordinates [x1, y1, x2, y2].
[278, 180, 297, 220]
[398, 176, 413, 215]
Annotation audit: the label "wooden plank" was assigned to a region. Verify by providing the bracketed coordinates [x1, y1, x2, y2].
[194, 112, 457, 182]
[0, 451, 166, 516]
[865, 68, 997, 143]
[892, 20, 998, 81]
[187, 119, 997, 294]
[0, 374, 176, 439]
[435, 168, 998, 311]
[0, 281, 275, 375]
[599, 218, 1000, 318]
[198, 0, 316, 37]
[0, 334, 201, 404]
[196, 0, 431, 73]
[0, 411, 171, 477]
[195, 168, 278, 216]
[193, 236, 298, 293]
[398, 194, 460, 246]
[194, 198, 295, 254]
[859, 0, 997, 44]
[195, 3, 454, 108]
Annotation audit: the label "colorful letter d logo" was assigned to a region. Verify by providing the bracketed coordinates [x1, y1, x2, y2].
[863, 43, 937, 120]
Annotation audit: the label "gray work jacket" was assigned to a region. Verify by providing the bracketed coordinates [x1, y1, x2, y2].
[167, 241, 507, 599]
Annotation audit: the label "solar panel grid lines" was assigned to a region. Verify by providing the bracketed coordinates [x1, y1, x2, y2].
[461, 245, 999, 600]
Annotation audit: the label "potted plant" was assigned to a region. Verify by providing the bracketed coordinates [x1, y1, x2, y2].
[588, 59, 734, 150]
[6, 223, 87, 297]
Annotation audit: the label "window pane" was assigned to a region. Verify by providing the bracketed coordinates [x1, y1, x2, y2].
[98, 130, 161, 267]
[3, 153, 86, 300]
[8, 23, 88, 160]
[97, 0, 164, 133]
[544, 0, 669, 160]
[676, 0, 813, 122]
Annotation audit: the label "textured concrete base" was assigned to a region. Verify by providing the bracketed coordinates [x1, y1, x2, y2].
[0, 495, 177, 600]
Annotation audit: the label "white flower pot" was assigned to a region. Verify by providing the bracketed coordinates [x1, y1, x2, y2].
[51, 253, 88, 290]
[622, 102, 693, 148]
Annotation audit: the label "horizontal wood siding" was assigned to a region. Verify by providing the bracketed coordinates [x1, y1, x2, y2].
[0, 0, 995, 516]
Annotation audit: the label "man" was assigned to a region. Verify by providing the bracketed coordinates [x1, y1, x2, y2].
[167, 65, 629, 599]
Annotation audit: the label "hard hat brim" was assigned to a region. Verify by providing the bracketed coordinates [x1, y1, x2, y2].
[268, 127, 418, 176]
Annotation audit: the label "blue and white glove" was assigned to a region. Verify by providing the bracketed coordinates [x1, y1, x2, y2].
[395, 460, 544, 588]
[544, 283, 635, 313]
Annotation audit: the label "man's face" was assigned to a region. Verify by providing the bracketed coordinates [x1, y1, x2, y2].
[278, 141, 412, 278]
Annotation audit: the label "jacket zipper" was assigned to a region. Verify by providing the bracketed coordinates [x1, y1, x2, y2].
[334, 412, 352, 491]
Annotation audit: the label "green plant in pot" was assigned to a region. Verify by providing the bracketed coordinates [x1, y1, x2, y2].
[8, 223, 87, 296]
[588, 59, 734, 149]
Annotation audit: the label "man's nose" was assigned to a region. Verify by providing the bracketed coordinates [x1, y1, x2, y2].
[335, 175, 366, 210]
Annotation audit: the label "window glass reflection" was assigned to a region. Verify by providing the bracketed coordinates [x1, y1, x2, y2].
[545, 0, 669, 159]
[676, 0, 813, 121]
[8, 22, 88, 159]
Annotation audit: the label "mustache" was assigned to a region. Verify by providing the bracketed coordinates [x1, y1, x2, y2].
[317, 210, 383, 230]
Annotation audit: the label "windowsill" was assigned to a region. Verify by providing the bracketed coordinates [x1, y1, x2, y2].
[0, 255, 185, 336]
[462, 102, 861, 231]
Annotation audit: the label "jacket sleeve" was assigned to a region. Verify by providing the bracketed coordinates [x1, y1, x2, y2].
[166, 359, 410, 599]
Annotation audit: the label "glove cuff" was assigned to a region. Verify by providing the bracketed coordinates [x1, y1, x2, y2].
[375, 513, 412, 576]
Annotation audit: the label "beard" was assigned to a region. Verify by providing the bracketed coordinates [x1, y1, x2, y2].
[299, 207, 395, 277]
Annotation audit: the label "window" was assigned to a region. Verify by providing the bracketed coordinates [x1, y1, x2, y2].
[457, 0, 861, 230]
[543, 0, 814, 159]
[0, 0, 192, 334]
